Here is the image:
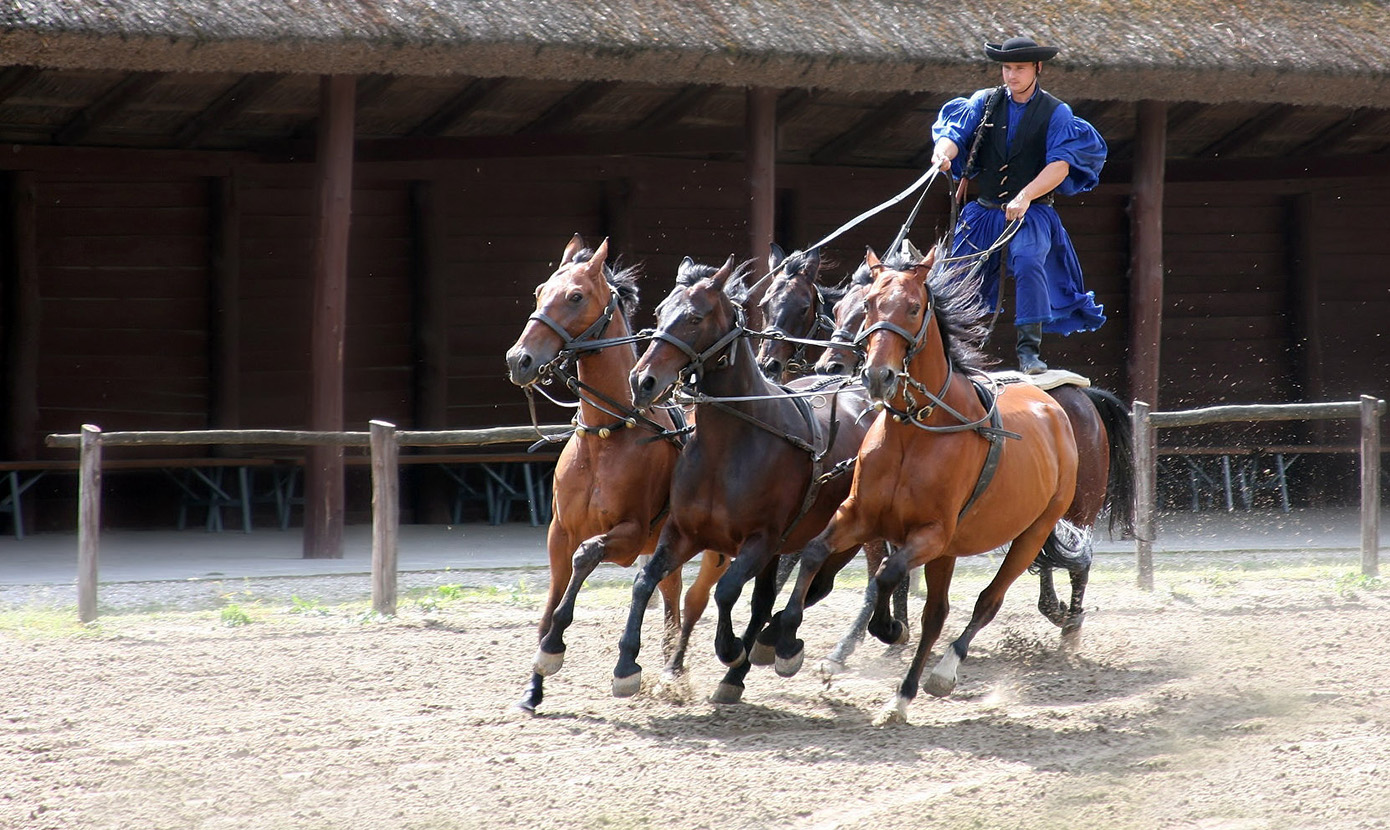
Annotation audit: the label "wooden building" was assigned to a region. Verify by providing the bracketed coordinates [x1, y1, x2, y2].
[1, 1, 1387, 544]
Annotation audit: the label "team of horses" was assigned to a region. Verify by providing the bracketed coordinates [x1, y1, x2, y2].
[505, 233, 1133, 721]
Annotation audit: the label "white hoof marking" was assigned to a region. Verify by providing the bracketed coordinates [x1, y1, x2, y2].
[533, 648, 564, 677]
[874, 695, 910, 725]
[925, 648, 961, 697]
[709, 683, 744, 705]
[612, 672, 642, 698]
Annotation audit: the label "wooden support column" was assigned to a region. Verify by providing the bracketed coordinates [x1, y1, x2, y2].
[1288, 192, 1330, 452]
[408, 180, 452, 523]
[601, 177, 636, 255]
[1126, 100, 1166, 408]
[303, 76, 356, 559]
[208, 175, 241, 435]
[746, 87, 777, 270]
[3, 171, 39, 463]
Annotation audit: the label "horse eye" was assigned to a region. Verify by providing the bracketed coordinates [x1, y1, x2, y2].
[568, 291, 583, 304]
[909, 303, 922, 317]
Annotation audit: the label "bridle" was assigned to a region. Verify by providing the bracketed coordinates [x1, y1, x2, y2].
[756, 285, 836, 376]
[855, 278, 1001, 436]
[650, 302, 748, 388]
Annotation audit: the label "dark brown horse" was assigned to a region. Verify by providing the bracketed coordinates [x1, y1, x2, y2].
[752, 244, 839, 384]
[770, 246, 1080, 722]
[504, 235, 685, 712]
[813, 252, 1133, 650]
[614, 253, 875, 704]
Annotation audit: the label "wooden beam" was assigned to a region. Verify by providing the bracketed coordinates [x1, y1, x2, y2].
[407, 180, 453, 524]
[1126, 100, 1166, 409]
[601, 177, 637, 254]
[340, 127, 746, 162]
[1103, 151, 1390, 184]
[1293, 107, 1388, 156]
[775, 88, 820, 124]
[408, 78, 508, 137]
[303, 75, 356, 560]
[208, 175, 242, 435]
[631, 84, 720, 131]
[1196, 104, 1296, 158]
[519, 81, 620, 135]
[174, 73, 287, 148]
[292, 74, 396, 140]
[0, 66, 42, 104]
[3, 172, 39, 461]
[811, 92, 933, 166]
[747, 87, 777, 268]
[55, 72, 166, 145]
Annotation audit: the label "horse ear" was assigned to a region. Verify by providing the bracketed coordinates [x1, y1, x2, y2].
[589, 238, 610, 271]
[864, 247, 882, 270]
[920, 244, 937, 270]
[768, 242, 785, 273]
[709, 254, 737, 291]
[803, 248, 822, 280]
[562, 233, 585, 264]
[677, 256, 697, 283]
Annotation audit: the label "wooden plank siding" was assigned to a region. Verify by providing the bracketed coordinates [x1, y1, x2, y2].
[5, 156, 1388, 531]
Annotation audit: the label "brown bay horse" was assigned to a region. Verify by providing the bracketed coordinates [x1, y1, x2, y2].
[614, 253, 876, 704]
[770, 246, 1081, 722]
[504, 235, 686, 713]
[813, 250, 1133, 650]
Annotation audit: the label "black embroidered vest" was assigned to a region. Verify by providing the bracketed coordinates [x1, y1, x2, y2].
[968, 89, 1061, 205]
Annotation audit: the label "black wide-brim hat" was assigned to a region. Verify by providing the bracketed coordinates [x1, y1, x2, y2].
[984, 36, 1059, 62]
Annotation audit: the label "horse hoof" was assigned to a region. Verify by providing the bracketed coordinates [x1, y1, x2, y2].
[818, 657, 847, 678]
[873, 695, 910, 726]
[892, 623, 911, 646]
[923, 670, 956, 698]
[511, 699, 538, 716]
[709, 683, 744, 705]
[533, 648, 565, 677]
[748, 640, 776, 666]
[774, 649, 804, 678]
[1060, 624, 1084, 654]
[718, 645, 747, 669]
[612, 671, 642, 698]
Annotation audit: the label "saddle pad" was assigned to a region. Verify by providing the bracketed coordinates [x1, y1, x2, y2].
[987, 368, 1091, 391]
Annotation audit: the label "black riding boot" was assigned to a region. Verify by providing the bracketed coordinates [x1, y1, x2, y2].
[1016, 323, 1048, 375]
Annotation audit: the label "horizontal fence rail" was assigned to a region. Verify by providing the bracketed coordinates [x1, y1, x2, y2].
[1132, 395, 1385, 590]
[44, 422, 571, 622]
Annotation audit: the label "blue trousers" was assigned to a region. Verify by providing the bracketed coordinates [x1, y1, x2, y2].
[950, 201, 1106, 336]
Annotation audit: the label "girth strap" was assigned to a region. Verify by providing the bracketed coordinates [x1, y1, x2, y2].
[957, 379, 1022, 522]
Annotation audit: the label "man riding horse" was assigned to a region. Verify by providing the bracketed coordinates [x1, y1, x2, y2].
[928, 36, 1108, 374]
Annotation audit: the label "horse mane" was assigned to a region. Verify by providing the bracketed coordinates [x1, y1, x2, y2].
[572, 247, 642, 320]
[678, 258, 755, 294]
[882, 244, 996, 372]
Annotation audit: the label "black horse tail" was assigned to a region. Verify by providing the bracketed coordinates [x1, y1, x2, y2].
[1081, 386, 1135, 539]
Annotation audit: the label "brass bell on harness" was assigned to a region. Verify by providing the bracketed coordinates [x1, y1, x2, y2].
[598, 427, 612, 439]
[575, 426, 586, 437]
[625, 418, 637, 429]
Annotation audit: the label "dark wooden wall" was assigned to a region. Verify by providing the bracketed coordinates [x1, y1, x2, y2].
[2, 157, 1386, 528]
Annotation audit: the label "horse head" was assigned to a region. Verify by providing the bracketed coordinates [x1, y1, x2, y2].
[859, 247, 936, 402]
[630, 254, 742, 410]
[754, 244, 826, 382]
[814, 259, 873, 377]
[506, 234, 623, 387]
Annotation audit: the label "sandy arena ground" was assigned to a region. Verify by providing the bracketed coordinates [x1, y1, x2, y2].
[1, 553, 1388, 830]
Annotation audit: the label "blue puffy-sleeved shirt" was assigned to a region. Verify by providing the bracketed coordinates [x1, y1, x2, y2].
[932, 87, 1107, 196]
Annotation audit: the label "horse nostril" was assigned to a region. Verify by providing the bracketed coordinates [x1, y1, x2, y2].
[517, 354, 533, 371]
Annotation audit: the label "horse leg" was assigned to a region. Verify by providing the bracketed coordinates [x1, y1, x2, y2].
[822, 539, 886, 674]
[924, 524, 1055, 698]
[768, 545, 858, 678]
[712, 537, 775, 668]
[770, 516, 865, 676]
[867, 544, 914, 646]
[536, 524, 642, 675]
[516, 521, 572, 713]
[663, 551, 726, 680]
[880, 556, 955, 724]
[1036, 564, 1064, 626]
[613, 534, 699, 698]
[1060, 556, 1091, 652]
[711, 560, 781, 704]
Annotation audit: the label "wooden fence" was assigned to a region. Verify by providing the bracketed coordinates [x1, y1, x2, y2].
[1131, 395, 1385, 590]
[46, 422, 569, 622]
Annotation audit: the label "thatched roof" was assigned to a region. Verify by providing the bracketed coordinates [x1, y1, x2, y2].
[3, 0, 1390, 107]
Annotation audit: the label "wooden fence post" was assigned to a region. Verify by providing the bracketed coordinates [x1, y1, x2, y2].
[1361, 395, 1381, 577]
[371, 420, 399, 615]
[77, 424, 102, 623]
[1132, 401, 1155, 591]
